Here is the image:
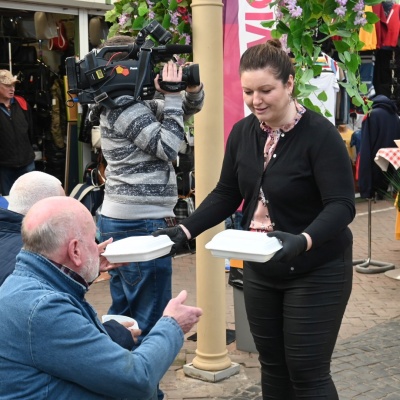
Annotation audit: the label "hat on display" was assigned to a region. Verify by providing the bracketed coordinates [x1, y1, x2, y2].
[0, 70, 20, 85]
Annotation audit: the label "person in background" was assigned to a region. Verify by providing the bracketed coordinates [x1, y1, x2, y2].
[154, 39, 355, 399]
[358, 94, 400, 200]
[0, 171, 64, 287]
[0, 69, 36, 195]
[91, 35, 204, 399]
[0, 196, 202, 400]
[0, 171, 138, 350]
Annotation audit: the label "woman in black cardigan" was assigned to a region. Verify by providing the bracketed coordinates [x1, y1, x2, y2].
[155, 39, 355, 399]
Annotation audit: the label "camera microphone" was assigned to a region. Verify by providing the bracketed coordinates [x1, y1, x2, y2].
[155, 45, 193, 54]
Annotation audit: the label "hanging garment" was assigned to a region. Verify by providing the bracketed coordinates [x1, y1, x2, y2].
[309, 72, 340, 125]
[359, 6, 377, 50]
[50, 79, 67, 149]
[372, 3, 400, 48]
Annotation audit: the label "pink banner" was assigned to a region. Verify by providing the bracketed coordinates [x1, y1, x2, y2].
[223, 0, 274, 143]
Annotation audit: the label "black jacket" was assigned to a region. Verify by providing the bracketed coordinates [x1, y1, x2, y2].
[0, 96, 35, 168]
[183, 109, 355, 276]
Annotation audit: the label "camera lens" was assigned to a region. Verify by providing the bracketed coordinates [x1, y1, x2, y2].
[182, 64, 200, 86]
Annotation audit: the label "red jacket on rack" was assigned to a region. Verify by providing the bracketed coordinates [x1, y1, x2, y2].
[373, 3, 400, 48]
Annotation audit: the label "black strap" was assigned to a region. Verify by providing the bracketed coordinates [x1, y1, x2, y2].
[134, 49, 152, 101]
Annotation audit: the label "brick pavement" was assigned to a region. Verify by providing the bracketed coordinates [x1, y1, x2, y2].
[86, 198, 400, 399]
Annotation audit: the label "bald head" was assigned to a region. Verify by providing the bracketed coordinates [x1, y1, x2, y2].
[22, 197, 95, 260]
[8, 171, 65, 215]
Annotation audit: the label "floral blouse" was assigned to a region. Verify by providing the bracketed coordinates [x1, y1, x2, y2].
[249, 101, 306, 232]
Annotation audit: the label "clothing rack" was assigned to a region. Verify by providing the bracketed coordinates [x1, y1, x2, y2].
[352, 198, 395, 273]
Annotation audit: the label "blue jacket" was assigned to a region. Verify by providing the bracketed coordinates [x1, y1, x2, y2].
[0, 250, 184, 399]
[0, 207, 23, 286]
[0, 207, 136, 349]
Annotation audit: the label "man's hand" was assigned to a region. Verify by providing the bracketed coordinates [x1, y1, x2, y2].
[154, 60, 183, 95]
[119, 321, 142, 345]
[163, 290, 202, 334]
[267, 231, 307, 263]
[152, 225, 189, 256]
[98, 238, 127, 272]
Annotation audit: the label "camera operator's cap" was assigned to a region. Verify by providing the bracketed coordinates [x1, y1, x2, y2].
[0, 70, 20, 85]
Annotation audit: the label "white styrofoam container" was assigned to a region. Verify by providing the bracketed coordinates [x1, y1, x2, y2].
[205, 230, 282, 263]
[102, 235, 174, 263]
[101, 315, 139, 330]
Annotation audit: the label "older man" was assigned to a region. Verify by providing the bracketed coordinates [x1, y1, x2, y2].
[0, 171, 64, 286]
[0, 171, 146, 350]
[0, 69, 36, 195]
[0, 196, 202, 399]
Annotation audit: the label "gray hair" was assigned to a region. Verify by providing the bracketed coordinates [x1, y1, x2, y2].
[8, 171, 64, 215]
[21, 210, 82, 258]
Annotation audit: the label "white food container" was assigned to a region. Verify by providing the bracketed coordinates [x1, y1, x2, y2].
[101, 315, 139, 330]
[205, 230, 282, 263]
[102, 235, 174, 263]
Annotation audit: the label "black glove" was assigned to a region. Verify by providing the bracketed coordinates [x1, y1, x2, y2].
[152, 226, 189, 256]
[267, 231, 307, 262]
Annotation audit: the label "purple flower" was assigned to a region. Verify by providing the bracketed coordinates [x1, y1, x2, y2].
[275, 8, 283, 19]
[334, 6, 346, 17]
[353, 0, 364, 12]
[354, 15, 367, 26]
[284, 0, 302, 18]
[170, 11, 179, 26]
[335, 0, 348, 6]
[118, 13, 129, 26]
[290, 6, 303, 18]
[182, 33, 191, 45]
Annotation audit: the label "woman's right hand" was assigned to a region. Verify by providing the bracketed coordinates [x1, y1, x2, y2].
[152, 225, 189, 256]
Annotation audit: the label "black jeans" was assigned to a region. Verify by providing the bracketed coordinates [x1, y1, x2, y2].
[243, 245, 352, 399]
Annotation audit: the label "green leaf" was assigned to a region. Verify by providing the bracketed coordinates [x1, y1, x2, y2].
[359, 83, 368, 95]
[361, 23, 373, 34]
[333, 40, 350, 53]
[138, 2, 149, 17]
[276, 20, 291, 34]
[105, 10, 117, 23]
[107, 23, 120, 38]
[299, 68, 314, 84]
[132, 16, 146, 30]
[169, 0, 178, 12]
[365, 11, 380, 24]
[262, 20, 276, 29]
[162, 13, 171, 30]
[317, 91, 328, 102]
[271, 29, 282, 40]
[177, 21, 187, 35]
[343, 51, 352, 62]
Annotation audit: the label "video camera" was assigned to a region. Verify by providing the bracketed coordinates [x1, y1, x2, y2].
[65, 20, 200, 109]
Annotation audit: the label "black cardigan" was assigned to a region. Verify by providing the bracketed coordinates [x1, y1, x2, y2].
[183, 109, 356, 275]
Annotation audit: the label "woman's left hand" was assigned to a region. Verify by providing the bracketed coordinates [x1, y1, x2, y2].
[267, 231, 307, 262]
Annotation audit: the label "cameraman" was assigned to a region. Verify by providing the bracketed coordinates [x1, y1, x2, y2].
[90, 36, 204, 400]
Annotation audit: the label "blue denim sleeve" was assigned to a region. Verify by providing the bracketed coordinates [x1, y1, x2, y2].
[29, 294, 184, 399]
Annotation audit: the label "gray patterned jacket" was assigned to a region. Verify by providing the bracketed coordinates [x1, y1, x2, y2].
[93, 89, 204, 220]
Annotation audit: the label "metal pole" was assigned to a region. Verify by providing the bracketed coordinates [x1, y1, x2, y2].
[353, 198, 395, 273]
